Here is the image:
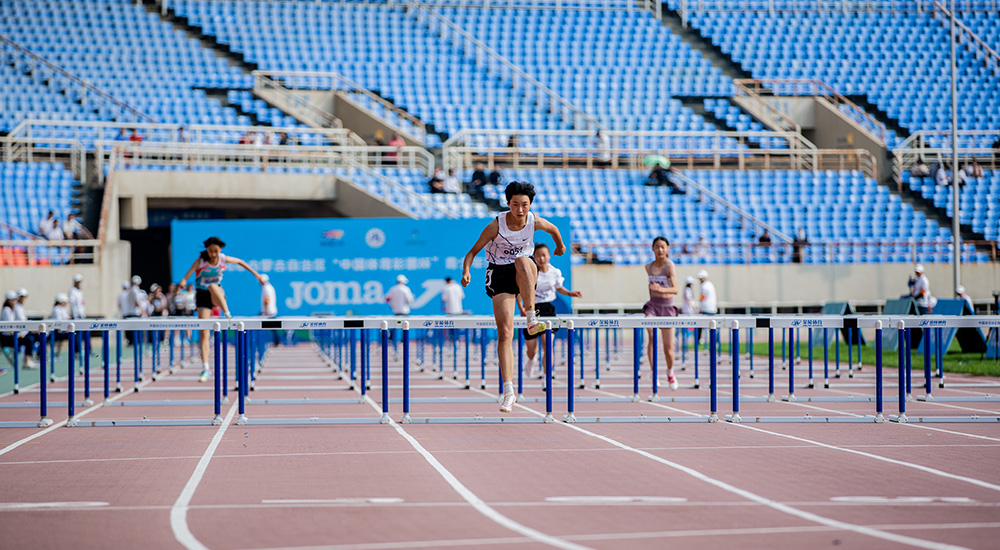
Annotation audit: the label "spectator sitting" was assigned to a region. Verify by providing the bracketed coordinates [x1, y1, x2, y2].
[792, 227, 808, 264]
[935, 162, 949, 187]
[373, 130, 388, 147]
[468, 162, 488, 199]
[129, 128, 143, 145]
[177, 126, 191, 143]
[758, 230, 772, 245]
[38, 210, 56, 237]
[46, 219, 64, 241]
[428, 167, 446, 194]
[507, 134, 519, 148]
[594, 130, 612, 166]
[443, 169, 462, 194]
[63, 213, 93, 240]
[910, 158, 930, 178]
[964, 160, 984, 179]
[387, 132, 406, 164]
[645, 163, 670, 187]
[488, 163, 503, 186]
[114, 128, 129, 141]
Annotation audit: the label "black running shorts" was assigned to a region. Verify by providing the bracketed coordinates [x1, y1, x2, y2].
[195, 288, 216, 310]
[485, 262, 520, 298]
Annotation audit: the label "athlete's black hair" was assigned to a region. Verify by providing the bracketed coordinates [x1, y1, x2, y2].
[652, 236, 670, 247]
[203, 236, 226, 249]
[504, 181, 535, 203]
[534, 242, 549, 252]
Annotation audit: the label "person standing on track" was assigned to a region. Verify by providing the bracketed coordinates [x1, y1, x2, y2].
[518, 243, 581, 379]
[177, 236, 265, 382]
[642, 237, 680, 390]
[461, 181, 568, 413]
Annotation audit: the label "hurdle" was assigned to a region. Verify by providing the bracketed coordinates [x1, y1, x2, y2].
[3, 314, 999, 427]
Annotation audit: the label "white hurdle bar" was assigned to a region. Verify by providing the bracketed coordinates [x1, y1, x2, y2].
[1, 315, 998, 426]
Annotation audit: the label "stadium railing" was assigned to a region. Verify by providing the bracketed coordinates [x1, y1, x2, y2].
[102, 144, 458, 219]
[931, 0, 1000, 75]
[674, 0, 998, 15]
[579, 239, 998, 266]
[254, 71, 428, 144]
[734, 79, 887, 145]
[251, 71, 345, 130]
[404, 0, 607, 133]
[0, 136, 86, 182]
[0, 36, 155, 125]
[893, 129, 1000, 191]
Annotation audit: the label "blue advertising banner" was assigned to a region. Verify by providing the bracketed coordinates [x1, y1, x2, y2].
[171, 217, 572, 316]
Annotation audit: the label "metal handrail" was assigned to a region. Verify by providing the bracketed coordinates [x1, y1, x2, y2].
[254, 70, 427, 143]
[0, 35, 154, 124]
[446, 144, 877, 178]
[732, 80, 802, 134]
[932, 0, 1000, 74]
[0, 239, 102, 265]
[672, 171, 793, 242]
[101, 143, 457, 219]
[404, 0, 606, 133]
[734, 79, 887, 144]
[251, 71, 344, 130]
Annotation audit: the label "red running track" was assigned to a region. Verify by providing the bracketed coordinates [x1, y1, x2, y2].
[0, 342, 998, 550]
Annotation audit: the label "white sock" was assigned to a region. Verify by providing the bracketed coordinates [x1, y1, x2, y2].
[526, 310, 537, 324]
[667, 368, 675, 379]
[202, 362, 209, 371]
[503, 382, 514, 395]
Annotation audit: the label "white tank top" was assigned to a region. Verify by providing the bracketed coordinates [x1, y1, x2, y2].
[484, 212, 535, 266]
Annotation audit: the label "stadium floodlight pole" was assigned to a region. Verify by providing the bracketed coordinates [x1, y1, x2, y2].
[949, 0, 961, 292]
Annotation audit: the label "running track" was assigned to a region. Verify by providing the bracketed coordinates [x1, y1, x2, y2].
[1, 341, 998, 550]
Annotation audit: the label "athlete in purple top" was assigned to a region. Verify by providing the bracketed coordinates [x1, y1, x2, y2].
[641, 236, 680, 390]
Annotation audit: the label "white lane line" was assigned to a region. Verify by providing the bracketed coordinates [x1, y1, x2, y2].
[358, 394, 594, 550]
[733, 423, 1000, 493]
[545, 496, 687, 504]
[0, 375, 158, 458]
[261, 498, 404, 505]
[464, 385, 970, 550]
[170, 402, 238, 550]
[244, 522, 1000, 550]
[830, 497, 976, 504]
[0, 501, 109, 510]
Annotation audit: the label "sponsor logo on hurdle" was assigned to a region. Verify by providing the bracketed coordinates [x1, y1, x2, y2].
[4, 324, 30, 330]
[588, 319, 620, 327]
[639, 320, 688, 327]
[978, 319, 1000, 327]
[423, 320, 454, 328]
[298, 321, 327, 328]
[474, 320, 495, 327]
[918, 320, 947, 327]
[150, 323, 201, 329]
[88, 322, 118, 330]
[791, 319, 823, 327]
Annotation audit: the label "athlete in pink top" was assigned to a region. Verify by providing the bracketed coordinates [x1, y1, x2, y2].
[641, 236, 680, 390]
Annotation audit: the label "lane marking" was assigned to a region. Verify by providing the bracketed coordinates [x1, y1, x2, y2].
[732, 423, 1000, 493]
[830, 497, 976, 504]
[261, 498, 404, 505]
[0, 374, 158, 458]
[0, 501, 109, 510]
[544, 496, 686, 504]
[358, 394, 593, 550]
[461, 384, 971, 550]
[170, 402, 238, 550]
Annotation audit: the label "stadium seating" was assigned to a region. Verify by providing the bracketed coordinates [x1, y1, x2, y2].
[904, 169, 1000, 241]
[674, 3, 1000, 146]
[481, 167, 983, 265]
[0, 0, 252, 132]
[172, 0, 571, 138]
[439, 6, 733, 136]
[0, 161, 80, 265]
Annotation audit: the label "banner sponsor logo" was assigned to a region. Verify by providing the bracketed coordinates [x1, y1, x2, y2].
[588, 319, 620, 328]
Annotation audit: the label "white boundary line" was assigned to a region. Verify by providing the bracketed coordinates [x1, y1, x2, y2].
[357, 394, 593, 550]
[452, 382, 972, 550]
[170, 402, 238, 550]
[0, 375, 158, 457]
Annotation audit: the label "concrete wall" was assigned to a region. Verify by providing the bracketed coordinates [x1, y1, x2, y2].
[116, 171, 339, 230]
[572, 261, 1000, 311]
[333, 93, 422, 146]
[0, 240, 130, 319]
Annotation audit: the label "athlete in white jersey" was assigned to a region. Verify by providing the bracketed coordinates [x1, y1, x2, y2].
[461, 181, 567, 413]
[178, 236, 265, 382]
[517, 243, 581, 378]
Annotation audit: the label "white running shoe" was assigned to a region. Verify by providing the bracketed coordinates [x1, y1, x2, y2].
[668, 375, 679, 390]
[24, 357, 40, 370]
[199, 370, 210, 383]
[499, 391, 516, 413]
[526, 319, 546, 336]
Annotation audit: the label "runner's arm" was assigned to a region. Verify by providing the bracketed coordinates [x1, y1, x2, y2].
[461, 220, 499, 287]
[534, 216, 566, 256]
[227, 256, 265, 284]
